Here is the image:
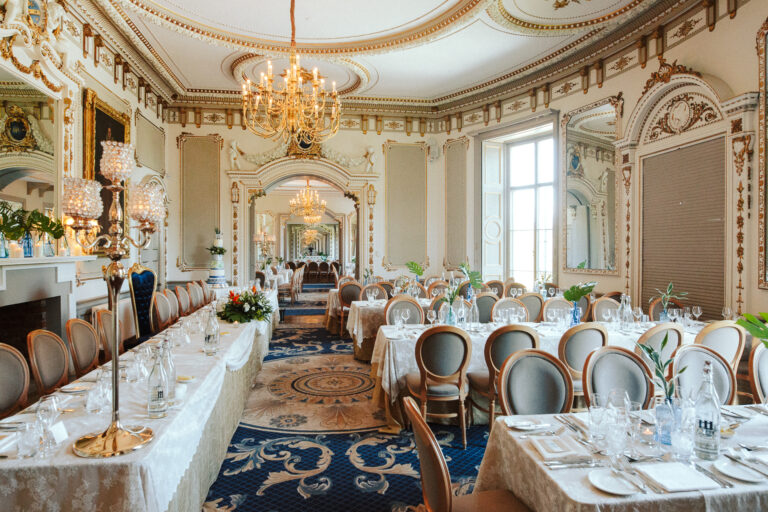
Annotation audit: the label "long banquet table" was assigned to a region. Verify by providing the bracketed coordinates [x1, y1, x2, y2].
[475, 410, 768, 511]
[0, 298, 275, 511]
[370, 322, 699, 432]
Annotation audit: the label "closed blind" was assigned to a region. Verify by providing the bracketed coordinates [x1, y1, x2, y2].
[641, 137, 725, 321]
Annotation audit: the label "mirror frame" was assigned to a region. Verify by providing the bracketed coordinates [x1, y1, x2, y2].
[560, 95, 623, 276]
[758, 21, 768, 288]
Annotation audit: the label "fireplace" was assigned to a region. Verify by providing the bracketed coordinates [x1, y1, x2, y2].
[0, 296, 62, 359]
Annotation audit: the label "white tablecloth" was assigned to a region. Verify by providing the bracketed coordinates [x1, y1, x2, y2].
[371, 322, 698, 405]
[347, 298, 432, 349]
[0, 313, 271, 511]
[475, 411, 768, 511]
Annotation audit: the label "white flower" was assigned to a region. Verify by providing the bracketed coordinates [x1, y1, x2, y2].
[243, 303, 251, 312]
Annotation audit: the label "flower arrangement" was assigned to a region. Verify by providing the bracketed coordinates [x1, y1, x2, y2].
[206, 245, 227, 255]
[0, 201, 64, 240]
[438, 282, 462, 307]
[218, 287, 274, 323]
[458, 263, 483, 290]
[563, 281, 597, 303]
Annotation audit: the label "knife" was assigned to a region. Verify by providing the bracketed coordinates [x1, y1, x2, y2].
[546, 461, 605, 470]
[724, 453, 768, 478]
[693, 463, 733, 488]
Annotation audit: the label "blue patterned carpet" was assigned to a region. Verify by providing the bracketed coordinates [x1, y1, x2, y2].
[203, 325, 488, 511]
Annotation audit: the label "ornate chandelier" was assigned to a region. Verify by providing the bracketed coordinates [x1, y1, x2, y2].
[241, 0, 341, 145]
[290, 179, 326, 224]
[303, 229, 320, 245]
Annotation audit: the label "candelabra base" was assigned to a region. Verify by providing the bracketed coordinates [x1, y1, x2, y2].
[73, 421, 153, 458]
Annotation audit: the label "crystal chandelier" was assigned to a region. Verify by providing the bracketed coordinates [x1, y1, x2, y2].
[303, 228, 320, 245]
[240, 0, 341, 145]
[290, 178, 326, 224]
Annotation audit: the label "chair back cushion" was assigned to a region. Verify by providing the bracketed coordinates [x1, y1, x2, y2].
[491, 298, 529, 321]
[519, 294, 543, 322]
[154, 293, 172, 328]
[674, 345, 735, 404]
[164, 289, 179, 320]
[543, 298, 573, 319]
[417, 328, 470, 379]
[559, 324, 607, 376]
[254, 271, 266, 288]
[592, 297, 619, 322]
[695, 322, 745, 368]
[379, 281, 394, 298]
[28, 330, 68, 393]
[485, 281, 504, 298]
[577, 295, 591, 320]
[386, 298, 424, 325]
[585, 348, 653, 408]
[475, 293, 498, 323]
[129, 267, 156, 338]
[636, 324, 683, 368]
[0, 343, 28, 417]
[188, 282, 204, 309]
[66, 319, 99, 376]
[498, 350, 572, 415]
[175, 286, 191, 314]
[339, 282, 362, 306]
[750, 343, 768, 403]
[487, 326, 539, 372]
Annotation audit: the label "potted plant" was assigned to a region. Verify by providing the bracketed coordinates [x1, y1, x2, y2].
[650, 282, 687, 321]
[636, 334, 687, 445]
[0, 202, 64, 258]
[562, 281, 596, 326]
[405, 261, 424, 282]
[458, 263, 483, 299]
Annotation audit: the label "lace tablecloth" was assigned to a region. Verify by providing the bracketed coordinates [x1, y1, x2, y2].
[475, 412, 768, 511]
[0, 315, 271, 511]
[347, 299, 432, 348]
[325, 289, 341, 333]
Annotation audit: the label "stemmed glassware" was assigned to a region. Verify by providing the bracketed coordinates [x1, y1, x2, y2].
[668, 308, 680, 323]
[632, 307, 643, 324]
[509, 288, 518, 299]
[692, 306, 702, 322]
[547, 287, 555, 298]
[36, 396, 60, 457]
[722, 306, 733, 320]
[427, 310, 437, 326]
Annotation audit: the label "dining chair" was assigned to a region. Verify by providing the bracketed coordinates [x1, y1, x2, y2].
[27, 329, 70, 395]
[457, 280, 472, 299]
[557, 323, 608, 398]
[332, 266, 340, 286]
[187, 282, 204, 310]
[484, 280, 504, 298]
[648, 297, 685, 321]
[175, 286, 192, 316]
[694, 321, 746, 371]
[518, 293, 544, 322]
[384, 296, 425, 325]
[543, 282, 558, 296]
[427, 280, 450, 297]
[270, 265, 279, 275]
[541, 297, 573, 321]
[749, 342, 768, 404]
[474, 292, 498, 323]
[307, 261, 319, 280]
[429, 294, 447, 315]
[254, 271, 267, 289]
[411, 282, 428, 299]
[197, 280, 212, 304]
[468, 325, 539, 425]
[497, 349, 573, 415]
[164, 289, 180, 324]
[288, 261, 297, 271]
[590, 296, 619, 322]
[423, 275, 441, 287]
[373, 275, 385, 283]
[65, 318, 100, 378]
[338, 281, 362, 336]
[361, 283, 387, 302]
[490, 298, 529, 322]
[406, 326, 472, 448]
[402, 396, 530, 512]
[337, 275, 354, 287]
[378, 281, 394, 298]
[635, 323, 684, 375]
[0, 343, 29, 419]
[672, 345, 736, 405]
[319, 261, 330, 279]
[603, 291, 624, 303]
[95, 309, 125, 362]
[582, 347, 655, 409]
[128, 264, 157, 340]
[503, 281, 527, 297]
[153, 292, 172, 333]
[577, 295, 592, 321]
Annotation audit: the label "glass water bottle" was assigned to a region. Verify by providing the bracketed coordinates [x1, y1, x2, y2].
[147, 346, 168, 419]
[693, 360, 721, 460]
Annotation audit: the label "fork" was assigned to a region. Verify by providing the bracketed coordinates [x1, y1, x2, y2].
[519, 427, 565, 439]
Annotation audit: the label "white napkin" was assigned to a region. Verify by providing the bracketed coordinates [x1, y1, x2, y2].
[634, 462, 720, 492]
[0, 432, 18, 452]
[531, 435, 592, 463]
[502, 417, 552, 431]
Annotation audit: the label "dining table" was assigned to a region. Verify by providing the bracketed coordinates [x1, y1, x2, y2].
[0, 306, 274, 511]
[370, 321, 701, 432]
[474, 408, 768, 511]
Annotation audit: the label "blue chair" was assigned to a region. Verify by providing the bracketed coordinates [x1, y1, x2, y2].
[128, 263, 157, 340]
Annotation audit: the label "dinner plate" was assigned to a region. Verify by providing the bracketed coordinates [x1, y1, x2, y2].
[177, 375, 196, 384]
[60, 384, 92, 394]
[714, 459, 764, 483]
[588, 468, 638, 496]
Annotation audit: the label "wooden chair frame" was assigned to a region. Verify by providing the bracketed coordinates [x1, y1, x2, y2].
[558, 322, 608, 380]
[174, 286, 192, 317]
[694, 320, 746, 370]
[635, 323, 684, 377]
[590, 296, 620, 322]
[0, 343, 29, 419]
[384, 295, 425, 325]
[582, 346, 655, 409]
[503, 282, 528, 297]
[426, 280, 450, 297]
[648, 297, 685, 320]
[749, 342, 768, 404]
[490, 298, 529, 322]
[361, 283, 387, 302]
[27, 329, 69, 395]
[541, 297, 573, 321]
[153, 293, 173, 333]
[671, 344, 737, 405]
[164, 288, 180, 324]
[517, 292, 544, 322]
[95, 309, 125, 362]
[484, 280, 505, 298]
[65, 318, 100, 378]
[497, 349, 573, 415]
[338, 281, 362, 337]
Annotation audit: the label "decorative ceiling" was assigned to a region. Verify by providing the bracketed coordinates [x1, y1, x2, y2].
[104, 0, 669, 109]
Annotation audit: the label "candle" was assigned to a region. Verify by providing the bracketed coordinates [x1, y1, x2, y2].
[9, 242, 21, 258]
[34, 241, 43, 258]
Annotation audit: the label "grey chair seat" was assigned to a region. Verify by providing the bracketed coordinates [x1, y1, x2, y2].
[407, 373, 468, 397]
[468, 371, 491, 392]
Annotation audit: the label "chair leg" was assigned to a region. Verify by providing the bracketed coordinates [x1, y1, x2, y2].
[459, 398, 467, 449]
[421, 399, 428, 421]
[489, 396, 496, 425]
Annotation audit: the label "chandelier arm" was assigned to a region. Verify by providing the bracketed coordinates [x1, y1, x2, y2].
[75, 231, 111, 251]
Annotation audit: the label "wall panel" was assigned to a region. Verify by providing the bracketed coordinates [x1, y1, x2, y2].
[136, 112, 165, 174]
[445, 137, 469, 268]
[482, 141, 504, 280]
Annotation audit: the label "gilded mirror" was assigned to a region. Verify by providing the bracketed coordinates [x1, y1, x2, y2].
[758, 21, 768, 289]
[249, 209, 276, 277]
[561, 98, 621, 274]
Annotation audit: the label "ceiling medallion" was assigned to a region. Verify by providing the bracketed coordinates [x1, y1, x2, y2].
[241, 0, 341, 146]
[290, 178, 326, 225]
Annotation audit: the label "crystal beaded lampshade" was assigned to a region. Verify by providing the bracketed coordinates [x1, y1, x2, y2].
[128, 183, 165, 226]
[100, 141, 135, 184]
[62, 177, 103, 220]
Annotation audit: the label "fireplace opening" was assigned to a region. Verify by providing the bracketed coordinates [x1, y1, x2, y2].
[0, 297, 62, 360]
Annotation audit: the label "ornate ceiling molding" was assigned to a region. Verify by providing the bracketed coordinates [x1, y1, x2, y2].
[640, 57, 702, 96]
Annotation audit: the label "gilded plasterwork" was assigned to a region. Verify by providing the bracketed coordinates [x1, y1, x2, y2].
[645, 93, 720, 143]
[757, 18, 768, 289]
[641, 58, 702, 97]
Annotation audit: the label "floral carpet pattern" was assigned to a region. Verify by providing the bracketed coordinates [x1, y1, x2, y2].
[204, 321, 487, 511]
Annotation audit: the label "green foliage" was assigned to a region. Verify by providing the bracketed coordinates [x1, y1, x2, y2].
[0, 201, 64, 240]
[635, 333, 687, 401]
[576, 260, 586, 269]
[737, 313, 768, 348]
[214, 227, 221, 235]
[650, 282, 688, 310]
[458, 262, 483, 290]
[405, 261, 424, 277]
[562, 281, 597, 303]
[206, 245, 227, 255]
[438, 282, 463, 307]
[218, 288, 274, 323]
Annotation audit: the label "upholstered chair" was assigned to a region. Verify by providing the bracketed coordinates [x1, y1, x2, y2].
[361, 283, 387, 302]
[490, 298, 529, 322]
[474, 292, 498, 323]
[307, 261, 319, 280]
[518, 293, 544, 322]
[406, 326, 472, 448]
[288, 261, 297, 271]
[672, 345, 736, 405]
[411, 282, 428, 299]
[65, 319, 100, 378]
[0, 343, 29, 419]
[457, 280, 472, 299]
[196, 280, 211, 304]
[484, 280, 504, 298]
[635, 323, 684, 374]
[503, 281, 527, 297]
[384, 296, 425, 325]
[338, 281, 362, 336]
[749, 342, 768, 404]
[591, 297, 619, 322]
[648, 297, 685, 321]
[558, 323, 608, 397]
[332, 267, 340, 286]
[337, 275, 353, 287]
[379, 281, 395, 298]
[95, 309, 125, 362]
[583, 347, 655, 409]
[577, 295, 592, 321]
[468, 325, 539, 425]
[694, 321, 746, 370]
[164, 289, 180, 324]
[427, 280, 450, 297]
[429, 294, 447, 315]
[423, 275, 441, 287]
[603, 291, 624, 303]
[27, 329, 70, 395]
[541, 298, 573, 321]
[318, 261, 330, 279]
[497, 349, 573, 415]
[254, 271, 267, 289]
[128, 265, 157, 340]
[153, 293, 172, 333]
[187, 282, 204, 310]
[543, 282, 558, 296]
[402, 396, 530, 512]
[175, 286, 192, 316]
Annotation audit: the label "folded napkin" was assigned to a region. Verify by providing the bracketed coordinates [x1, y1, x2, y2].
[0, 432, 18, 452]
[634, 462, 719, 492]
[502, 417, 552, 431]
[531, 435, 592, 463]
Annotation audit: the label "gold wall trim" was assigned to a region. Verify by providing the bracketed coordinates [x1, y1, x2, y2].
[757, 17, 768, 290]
[83, 88, 131, 180]
[487, 0, 648, 33]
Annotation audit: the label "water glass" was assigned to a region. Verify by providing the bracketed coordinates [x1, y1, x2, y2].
[692, 306, 702, 321]
[632, 307, 643, 323]
[16, 422, 40, 458]
[671, 407, 695, 462]
[605, 418, 629, 470]
[427, 310, 437, 325]
[366, 289, 373, 303]
[36, 396, 59, 457]
[438, 307, 447, 324]
[722, 306, 733, 321]
[587, 394, 606, 444]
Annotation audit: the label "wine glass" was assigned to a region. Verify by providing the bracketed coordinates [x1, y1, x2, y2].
[548, 287, 555, 298]
[401, 309, 411, 326]
[632, 307, 643, 324]
[722, 306, 733, 320]
[601, 308, 612, 323]
[427, 310, 437, 326]
[493, 309, 504, 325]
[36, 396, 59, 457]
[668, 308, 680, 323]
[545, 309, 556, 324]
[438, 307, 447, 324]
[431, 288, 440, 299]
[692, 306, 702, 322]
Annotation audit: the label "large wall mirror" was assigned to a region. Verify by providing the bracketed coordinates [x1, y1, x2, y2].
[0, 69, 58, 221]
[561, 98, 621, 274]
[249, 209, 276, 278]
[758, 23, 768, 289]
